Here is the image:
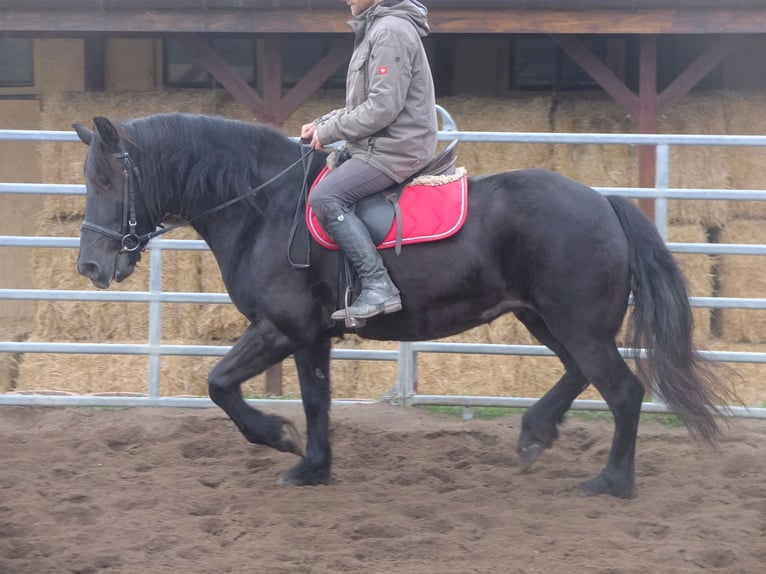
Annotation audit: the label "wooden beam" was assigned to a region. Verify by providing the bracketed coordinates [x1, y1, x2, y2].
[4, 9, 766, 35]
[553, 34, 639, 117]
[638, 35, 658, 221]
[259, 35, 284, 125]
[181, 35, 264, 118]
[657, 35, 745, 115]
[84, 34, 106, 92]
[265, 363, 283, 397]
[428, 9, 766, 35]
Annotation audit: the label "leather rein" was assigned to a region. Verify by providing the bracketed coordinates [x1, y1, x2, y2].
[80, 142, 316, 255]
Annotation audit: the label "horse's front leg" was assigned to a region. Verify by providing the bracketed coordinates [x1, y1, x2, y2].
[278, 336, 333, 486]
[208, 318, 303, 456]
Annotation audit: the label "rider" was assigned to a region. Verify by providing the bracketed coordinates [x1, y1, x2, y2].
[301, 0, 437, 321]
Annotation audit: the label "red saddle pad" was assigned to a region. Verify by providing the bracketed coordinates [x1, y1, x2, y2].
[307, 167, 468, 251]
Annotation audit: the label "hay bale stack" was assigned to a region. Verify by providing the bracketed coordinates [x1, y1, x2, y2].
[28, 220, 204, 343]
[434, 95, 554, 175]
[330, 336, 400, 399]
[0, 321, 26, 392]
[707, 341, 766, 407]
[40, 90, 219, 219]
[30, 218, 149, 342]
[21, 91, 221, 394]
[195, 250, 249, 342]
[667, 223, 715, 344]
[717, 220, 766, 343]
[722, 90, 766, 219]
[14, 344, 224, 396]
[550, 95, 637, 188]
[20, 90, 765, 402]
[658, 93, 732, 226]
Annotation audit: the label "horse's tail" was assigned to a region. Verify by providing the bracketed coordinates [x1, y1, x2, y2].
[606, 195, 734, 443]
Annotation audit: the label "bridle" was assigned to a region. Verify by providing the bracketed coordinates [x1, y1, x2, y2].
[80, 141, 316, 256]
[80, 145, 148, 253]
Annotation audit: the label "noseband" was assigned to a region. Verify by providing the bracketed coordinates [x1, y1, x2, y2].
[80, 146, 149, 254]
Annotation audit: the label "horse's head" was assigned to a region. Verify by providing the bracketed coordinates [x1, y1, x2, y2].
[72, 117, 155, 288]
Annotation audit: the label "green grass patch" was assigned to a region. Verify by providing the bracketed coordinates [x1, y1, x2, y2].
[418, 405, 523, 420]
[418, 405, 685, 428]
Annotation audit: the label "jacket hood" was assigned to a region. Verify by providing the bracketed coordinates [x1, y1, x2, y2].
[354, 0, 430, 37]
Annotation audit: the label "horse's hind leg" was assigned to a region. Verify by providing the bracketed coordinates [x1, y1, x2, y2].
[278, 336, 333, 486]
[513, 309, 590, 471]
[577, 347, 644, 497]
[518, 311, 644, 498]
[208, 319, 303, 457]
[560, 338, 644, 498]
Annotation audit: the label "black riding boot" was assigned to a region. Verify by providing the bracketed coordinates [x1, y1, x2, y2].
[317, 200, 402, 321]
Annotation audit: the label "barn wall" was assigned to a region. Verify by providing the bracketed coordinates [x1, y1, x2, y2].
[0, 39, 86, 331]
[2, 36, 766, 401]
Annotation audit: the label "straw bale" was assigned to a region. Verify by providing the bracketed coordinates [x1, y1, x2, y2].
[550, 94, 637, 188]
[706, 341, 766, 408]
[0, 320, 27, 393]
[667, 223, 715, 344]
[415, 351, 575, 400]
[196, 249, 250, 341]
[0, 353, 20, 393]
[717, 220, 766, 343]
[39, 90, 219, 220]
[157, 225, 207, 341]
[14, 351, 149, 395]
[330, 336, 399, 399]
[412, 313, 567, 400]
[30, 218, 145, 342]
[721, 90, 766, 219]
[658, 93, 732, 226]
[433, 95, 554, 176]
[216, 92, 347, 133]
[30, 219, 209, 343]
[14, 344, 220, 396]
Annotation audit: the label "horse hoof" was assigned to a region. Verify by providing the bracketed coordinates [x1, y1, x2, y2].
[276, 459, 330, 487]
[276, 420, 304, 457]
[578, 475, 636, 499]
[276, 472, 301, 487]
[517, 442, 544, 473]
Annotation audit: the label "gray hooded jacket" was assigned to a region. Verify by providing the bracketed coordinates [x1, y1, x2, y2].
[315, 0, 437, 184]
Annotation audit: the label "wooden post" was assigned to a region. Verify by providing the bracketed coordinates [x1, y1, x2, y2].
[638, 35, 658, 221]
[265, 363, 283, 397]
[84, 35, 106, 92]
[260, 34, 283, 126]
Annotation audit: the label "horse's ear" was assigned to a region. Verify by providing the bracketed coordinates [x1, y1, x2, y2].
[71, 122, 93, 145]
[93, 116, 121, 153]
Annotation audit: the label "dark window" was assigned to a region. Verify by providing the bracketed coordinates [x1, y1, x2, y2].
[657, 35, 723, 92]
[510, 35, 607, 91]
[282, 36, 347, 89]
[0, 38, 34, 87]
[164, 38, 256, 88]
[164, 36, 347, 90]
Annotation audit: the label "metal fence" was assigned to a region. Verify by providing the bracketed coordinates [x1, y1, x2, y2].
[1, 118, 765, 418]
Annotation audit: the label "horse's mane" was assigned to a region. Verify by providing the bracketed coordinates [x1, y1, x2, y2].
[116, 113, 305, 219]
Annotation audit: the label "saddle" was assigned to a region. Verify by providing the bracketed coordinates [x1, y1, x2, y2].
[307, 140, 467, 255]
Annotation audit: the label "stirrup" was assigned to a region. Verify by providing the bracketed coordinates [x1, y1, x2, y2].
[341, 286, 366, 329]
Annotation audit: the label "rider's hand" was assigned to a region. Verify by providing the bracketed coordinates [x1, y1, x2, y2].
[300, 123, 317, 144]
[300, 122, 325, 150]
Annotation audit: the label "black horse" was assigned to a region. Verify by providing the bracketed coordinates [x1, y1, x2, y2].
[72, 112, 731, 498]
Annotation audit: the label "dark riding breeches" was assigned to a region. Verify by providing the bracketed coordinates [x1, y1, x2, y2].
[309, 157, 396, 215]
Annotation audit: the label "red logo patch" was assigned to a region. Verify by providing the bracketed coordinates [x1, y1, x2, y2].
[378, 66, 388, 75]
